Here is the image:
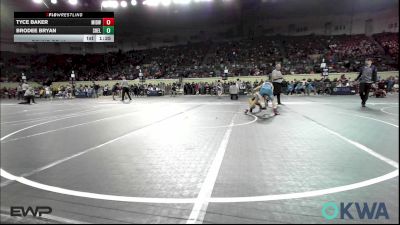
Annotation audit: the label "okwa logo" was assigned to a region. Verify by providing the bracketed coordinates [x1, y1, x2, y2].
[321, 202, 389, 220]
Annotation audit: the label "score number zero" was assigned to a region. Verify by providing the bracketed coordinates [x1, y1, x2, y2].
[91, 28, 114, 34]
[91, 27, 113, 35]
[103, 18, 115, 26]
[102, 18, 114, 35]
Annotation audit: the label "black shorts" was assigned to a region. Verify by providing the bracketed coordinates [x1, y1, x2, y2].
[273, 82, 282, 95]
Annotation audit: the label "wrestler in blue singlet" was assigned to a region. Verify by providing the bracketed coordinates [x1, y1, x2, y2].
[259, 82, 274, 101]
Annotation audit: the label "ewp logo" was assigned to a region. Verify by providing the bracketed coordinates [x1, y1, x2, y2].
[10, 206, 52, 217]
[321, 202, 389, 220]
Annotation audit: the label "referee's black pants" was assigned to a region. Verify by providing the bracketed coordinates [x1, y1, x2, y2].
[273, 82, 282, 104]
[359, 83, 372, 105]
[122, 87, 132, 101]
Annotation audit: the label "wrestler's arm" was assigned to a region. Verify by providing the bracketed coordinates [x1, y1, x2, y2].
[253, 85, 262, 92]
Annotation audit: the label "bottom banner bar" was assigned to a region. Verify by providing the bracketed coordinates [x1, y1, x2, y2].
[14, 34, 114, 43]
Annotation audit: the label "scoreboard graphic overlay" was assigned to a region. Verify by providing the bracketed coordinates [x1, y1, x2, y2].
[14, 12, 114, 42]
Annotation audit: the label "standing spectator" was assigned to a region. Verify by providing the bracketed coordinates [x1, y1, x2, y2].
[305, 79, 315, 96]
[133, 84, 139, 97]
[121, 76, 132, 101]
[39, 87, 45, 98]
[17, 83, 23, 100]
[45, 86, 51, 99]
[52, 85, 58, 98]
[92, 81, 100, 98]
[229, 82, 239, 100]
[287, 81, 294, 95]
[66, 85, 73, 99]
[139, 84, 145, 97]
[216, 80, 223, 98]
[387, 76, 395, 94]
[236, 79, 241, 89]
[271, 63, 284, 105]
[393, 77, 399, 92]
[355, 58, 377, 107]
[171, 83, 177, 97]
[103, 84, 109, 96]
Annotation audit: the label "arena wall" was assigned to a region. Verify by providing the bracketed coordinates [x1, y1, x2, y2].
[1, 71, 398, 89]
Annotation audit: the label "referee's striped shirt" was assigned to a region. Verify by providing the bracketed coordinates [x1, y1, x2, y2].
[121, 79, 129, 88]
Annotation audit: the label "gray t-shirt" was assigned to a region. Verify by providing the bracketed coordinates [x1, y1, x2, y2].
[271, 69, 283, 83]
[121, 79, 129, 88]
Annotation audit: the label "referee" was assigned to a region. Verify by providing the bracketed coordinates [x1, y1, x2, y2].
[271, 63, 284, 105]
[355, 58, 377, 107]
[121, 76, 132, 101]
